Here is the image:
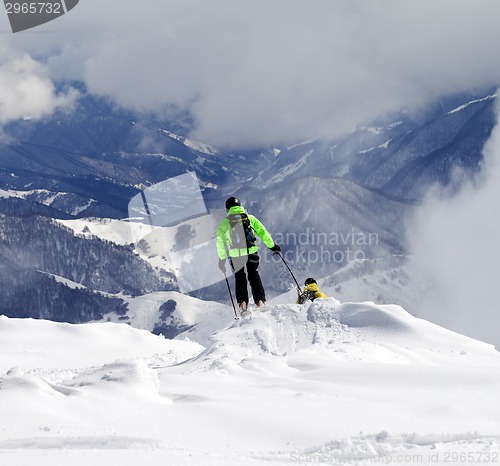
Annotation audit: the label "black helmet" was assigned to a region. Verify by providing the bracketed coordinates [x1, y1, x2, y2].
[304, 278, 317, 285]
[225, 197, 242, 210]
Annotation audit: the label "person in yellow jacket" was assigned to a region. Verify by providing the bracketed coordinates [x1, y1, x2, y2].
[297, 278, 327, 304]
[217, 197, 280, 313]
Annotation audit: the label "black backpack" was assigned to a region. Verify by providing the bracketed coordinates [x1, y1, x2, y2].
[227, 213, 257, 251]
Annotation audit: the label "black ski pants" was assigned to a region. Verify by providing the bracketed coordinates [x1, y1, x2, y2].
[230, 253, 266, 305]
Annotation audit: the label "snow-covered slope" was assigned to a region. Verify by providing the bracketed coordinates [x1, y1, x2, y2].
[1, 299, 499, 465]
[184, 298, 498, 367]
[252, 91, 496, 200]
[0, 315, 203, 382]
[119, 291, 232, 343]
[282, 255, 429, 316]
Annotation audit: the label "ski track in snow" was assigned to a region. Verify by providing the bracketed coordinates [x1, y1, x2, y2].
[1, 299, 500, 465]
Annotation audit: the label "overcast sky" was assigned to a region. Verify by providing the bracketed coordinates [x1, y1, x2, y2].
[1, 0, 500, 148]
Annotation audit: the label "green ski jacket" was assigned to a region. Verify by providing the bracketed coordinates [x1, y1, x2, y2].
[216, 206, 275, 260]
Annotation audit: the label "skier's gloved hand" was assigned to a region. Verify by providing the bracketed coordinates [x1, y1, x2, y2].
[218, 259, 226, 273]
[270, 244, 281, 255]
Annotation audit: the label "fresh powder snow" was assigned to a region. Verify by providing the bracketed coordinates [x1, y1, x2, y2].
[0, 298, 499, 465]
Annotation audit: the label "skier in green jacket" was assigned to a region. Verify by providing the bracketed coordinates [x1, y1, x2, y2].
[217, 197, 280, 313]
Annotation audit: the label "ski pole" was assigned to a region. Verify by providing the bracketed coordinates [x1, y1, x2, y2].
[277, 252, 302, 296]
[224, 273, 239, 319]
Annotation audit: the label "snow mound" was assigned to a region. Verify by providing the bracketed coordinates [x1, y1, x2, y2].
[0, 360, 166, 403]
[0, 315, 203, 385]
[0, 367, 58, 395]
[65, 360, 166, 402]
[336, 302, 414, 332]
[184, 298, 498, 372]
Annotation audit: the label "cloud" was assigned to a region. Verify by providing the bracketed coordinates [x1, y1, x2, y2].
[0, 51, 77, 123]
[407, 93, 500, 348]
[2, 0, 500, 147]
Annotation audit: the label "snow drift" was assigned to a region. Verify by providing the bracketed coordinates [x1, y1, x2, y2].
[1, 299, 500, 466]
[183, 298, 498, 372]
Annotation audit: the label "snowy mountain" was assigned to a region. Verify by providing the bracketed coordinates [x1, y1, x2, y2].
[0, 86, 497, 328]
[252, 91, 497, 200]
[0, 90, 275, 218]
[0, 214, 176, 322]
[272, 255, 425, 317]
[1, 299, 499, 465]
[1, 87, 494, 218]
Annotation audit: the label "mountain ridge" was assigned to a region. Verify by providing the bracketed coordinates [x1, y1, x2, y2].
[0, 86, 496, 329]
